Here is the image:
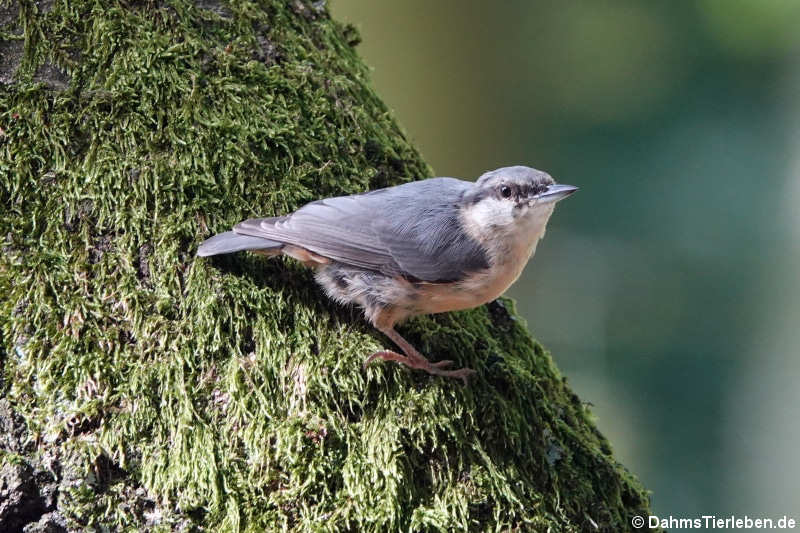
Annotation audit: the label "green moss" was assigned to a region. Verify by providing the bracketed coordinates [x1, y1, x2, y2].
[1, 0, 655, 531]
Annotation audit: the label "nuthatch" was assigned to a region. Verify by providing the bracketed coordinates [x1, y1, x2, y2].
[198, 166, 577, 383]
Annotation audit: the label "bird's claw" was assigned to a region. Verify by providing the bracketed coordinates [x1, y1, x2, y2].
[363, 350, 403, 368]
[364, 351, 474, 384]
[442, 367, 477, 386]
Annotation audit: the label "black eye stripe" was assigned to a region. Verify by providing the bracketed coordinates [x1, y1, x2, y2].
[493, 181, 552, 200]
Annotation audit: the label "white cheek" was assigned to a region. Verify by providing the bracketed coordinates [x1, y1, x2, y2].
[467, 197, 515, 230]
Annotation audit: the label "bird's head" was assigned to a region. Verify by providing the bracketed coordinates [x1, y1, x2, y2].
[461, 166, 577, 239]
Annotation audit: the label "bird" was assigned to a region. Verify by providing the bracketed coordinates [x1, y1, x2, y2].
[197, 166, 577, 383]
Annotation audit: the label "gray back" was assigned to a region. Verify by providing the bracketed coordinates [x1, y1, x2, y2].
[235, 178, 490, 282]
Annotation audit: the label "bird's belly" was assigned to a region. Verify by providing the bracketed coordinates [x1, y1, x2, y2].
[415, 229, 541, 315]
[415, 260, 527, 315]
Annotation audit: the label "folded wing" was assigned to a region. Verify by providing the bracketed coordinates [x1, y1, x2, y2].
[234, 178, 489, 282]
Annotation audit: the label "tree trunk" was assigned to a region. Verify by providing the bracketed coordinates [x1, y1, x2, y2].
[0, 1, 655, 531]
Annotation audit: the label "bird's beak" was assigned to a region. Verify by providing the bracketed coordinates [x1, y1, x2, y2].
[535, 184, 578, 204]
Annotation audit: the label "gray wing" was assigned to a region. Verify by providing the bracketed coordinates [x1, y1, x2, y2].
[197, 231, 282, 256]
[234, 178, 489, 282]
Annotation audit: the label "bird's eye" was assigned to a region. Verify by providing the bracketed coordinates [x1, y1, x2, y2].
[500, 185, 512, 198]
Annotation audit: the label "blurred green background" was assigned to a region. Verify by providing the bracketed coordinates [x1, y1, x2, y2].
[333, 0, 800, 525]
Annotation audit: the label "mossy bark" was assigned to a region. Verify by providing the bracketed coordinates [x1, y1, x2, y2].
[1, 1, 655, 531]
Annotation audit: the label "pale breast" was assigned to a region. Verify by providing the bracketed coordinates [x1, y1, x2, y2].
[414, 229, 543, 314]
[412, 203, 553, 315]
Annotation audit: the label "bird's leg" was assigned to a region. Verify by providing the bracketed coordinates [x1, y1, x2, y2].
[364, 325, 476, 385]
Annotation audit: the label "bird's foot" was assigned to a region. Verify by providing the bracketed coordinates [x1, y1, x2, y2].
[364, 350, 476, 385]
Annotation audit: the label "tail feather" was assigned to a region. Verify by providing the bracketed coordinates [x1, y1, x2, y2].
[197, 231, 283, 257]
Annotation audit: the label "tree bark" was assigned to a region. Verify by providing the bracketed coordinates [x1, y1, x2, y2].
[1, 1, 655, 531]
